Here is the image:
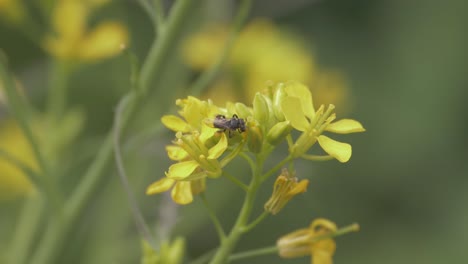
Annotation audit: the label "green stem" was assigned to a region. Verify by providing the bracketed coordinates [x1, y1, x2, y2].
[46, 61, 69, 122]
[300, 154, 334, 161]
[260, 155, 292, 182]
[113, 94, 157, 249]
[200, 194, 226, 242]
[190, 0, 252, 96]
[137, 0, 157, 29]
[153, 0, 165, 34]
[28, 2, 201, 263]
[8, 196, 45, 264]
[229, 245, 278, 262]
[0, 62, 62, 211]
[241, 210, 269, 233]
[208, 158, 264, 264]
[223, 171, 248, 192]
[229, 223, 360, 262]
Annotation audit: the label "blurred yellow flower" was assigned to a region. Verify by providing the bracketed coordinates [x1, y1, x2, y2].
[277, 218, 338, 264]
[0, 0, 25, 25]
[43, 0, 128, 62]
[182, 19, 349, 111]
[0, 119, 38, 200]
[141, 237, 185, 264]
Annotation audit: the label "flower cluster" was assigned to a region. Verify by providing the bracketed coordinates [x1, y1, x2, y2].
[147, 82, 364, 206]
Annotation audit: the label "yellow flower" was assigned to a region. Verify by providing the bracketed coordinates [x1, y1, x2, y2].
[0, 119, 38, 200]
[147, 96, 244, 204]
[277, 218, 337, 264]
[0, 0, 25, 25]
[264, 168, 309, 215]
[43, 0, 128, 62]
[182, 19, 315, 104]
[280, 81, 365, 162]
[146, 177, 205, 205]
[141, 237, 185, 264]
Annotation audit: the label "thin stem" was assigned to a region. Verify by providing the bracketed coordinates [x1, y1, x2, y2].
[190, 0, 252, 96]
[223, 171, 248, 192]
[238, 152, 255, 175]
[300, 154, 334, 161]
[208, 157, 264, 264]
[0, 62, 62, 211]
[113, 94, 158, 249]
[46, 61, 69, 122]
[229, 245, 278, 262]
[137, 0, 158, 29]
[188, 248, 218, 264]
[229, 223, 360, 262]
[8, 196, 45, 264]
[200, 194, 226, 242]
[241, 211, 269, 233]
[153, 0, 165, 34]
[28, 2, 202, 263]
[260, 155, 292, 182]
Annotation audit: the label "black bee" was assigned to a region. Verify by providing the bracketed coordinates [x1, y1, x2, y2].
[213, 114, 246, 136]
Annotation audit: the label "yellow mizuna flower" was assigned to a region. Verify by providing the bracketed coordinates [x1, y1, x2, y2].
[0, 119, 38, 200]
[264, 168, 309, 215]
[146, 176, 205, 205]
[281, 81, 365, 162]
[43, 0, 128, 62]
[277, 218, 337, 264]
[148, 96, 245, 204]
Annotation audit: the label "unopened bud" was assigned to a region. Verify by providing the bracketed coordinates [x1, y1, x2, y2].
[266, 121, 292, 146]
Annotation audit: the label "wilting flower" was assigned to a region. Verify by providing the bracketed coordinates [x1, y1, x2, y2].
[280, 81, 365, 162]
[264, 168, 309, 214]
[43, 0, 128, 62]
[277, 218, 338, 264]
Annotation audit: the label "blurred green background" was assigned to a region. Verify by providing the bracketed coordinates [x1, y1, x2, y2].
[1, 0, 468, 263]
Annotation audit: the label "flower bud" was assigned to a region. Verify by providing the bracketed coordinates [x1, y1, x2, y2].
[253, 93, 269, 124]
[247, 122, 263, 153]
[272, 84, 287, 121]
[266, 121, 292, 146]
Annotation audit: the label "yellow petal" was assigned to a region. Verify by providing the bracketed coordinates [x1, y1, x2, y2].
[288, 179, 309, 196]
[325, 119, 365, 134]
[171, 181, 193, 204]
[166, 160, 199, 180]
[316, 135, 351, 163]
[166, 145, 189, 161]
[161, 115, 191, 133]
[284, 81, 315, 119]
[53, 1, 87, 41]
[78, 22, 128, 61]
[281, 97, 310, 132]
[146, 177, 175, 195]
[207, 133, 227, 159]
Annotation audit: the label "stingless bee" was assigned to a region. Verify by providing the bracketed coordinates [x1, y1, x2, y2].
[212, 114, 246, 136]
